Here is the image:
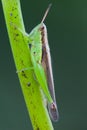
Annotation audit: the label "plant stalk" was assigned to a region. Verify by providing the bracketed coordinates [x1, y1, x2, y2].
[1, 0, 54, 129]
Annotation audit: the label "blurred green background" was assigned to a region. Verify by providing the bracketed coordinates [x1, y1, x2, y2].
[0, 0, 87, 130]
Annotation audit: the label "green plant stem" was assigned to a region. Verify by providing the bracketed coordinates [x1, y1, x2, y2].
[1, 0, 54, 129]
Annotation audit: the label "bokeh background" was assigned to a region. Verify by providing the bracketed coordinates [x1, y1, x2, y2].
[0, 0, 87, 130]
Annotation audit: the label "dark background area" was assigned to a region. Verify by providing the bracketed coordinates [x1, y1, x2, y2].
[0, 0, 87, 130]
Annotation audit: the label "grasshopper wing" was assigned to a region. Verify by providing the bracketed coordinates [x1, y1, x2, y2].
[41, 24, 59, 122]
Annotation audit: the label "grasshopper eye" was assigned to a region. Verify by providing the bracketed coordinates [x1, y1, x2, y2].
[39, 25, 44, 32]
[41, 26, 44, 30]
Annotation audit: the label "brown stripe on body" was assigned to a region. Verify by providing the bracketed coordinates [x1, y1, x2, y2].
[40, 24, 56, 102]
[39, 23, 59, 121]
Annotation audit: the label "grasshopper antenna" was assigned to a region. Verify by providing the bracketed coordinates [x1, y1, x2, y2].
[41, 3, 52, 23]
